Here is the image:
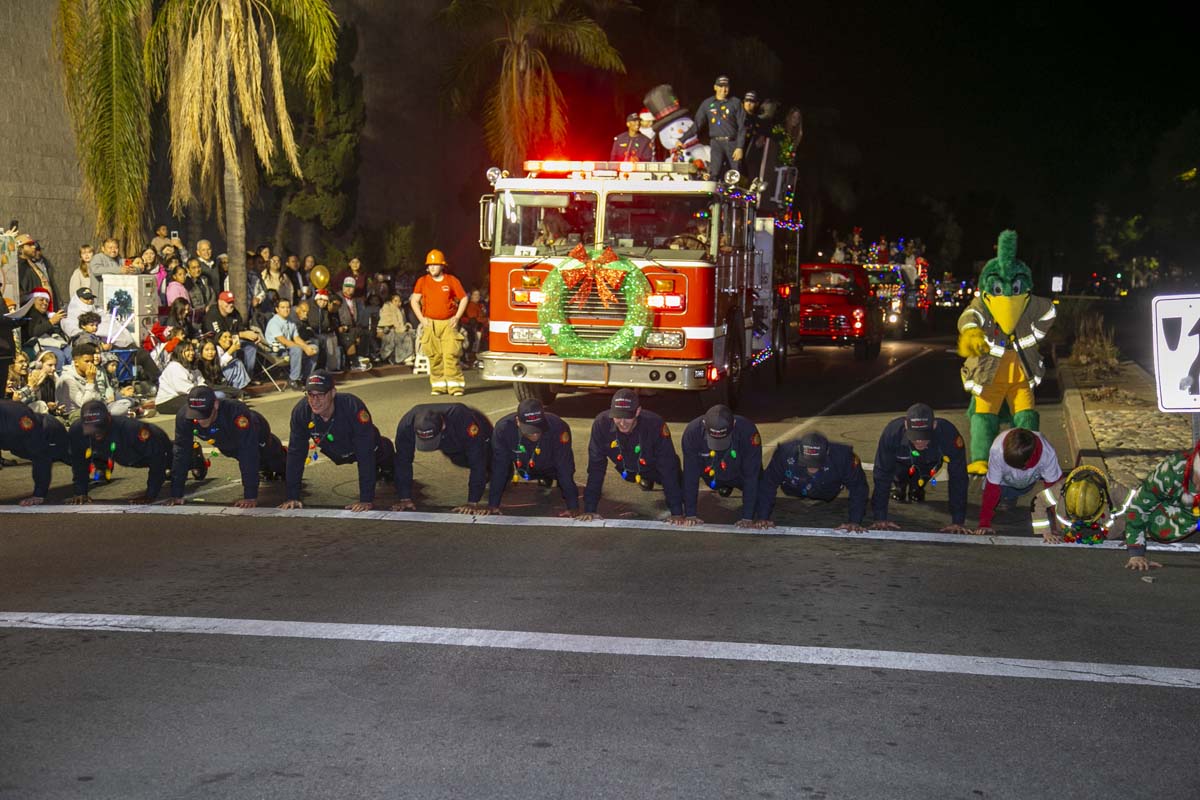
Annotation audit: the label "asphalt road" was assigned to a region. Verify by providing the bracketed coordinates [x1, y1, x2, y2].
[3, 336, 1197, 799]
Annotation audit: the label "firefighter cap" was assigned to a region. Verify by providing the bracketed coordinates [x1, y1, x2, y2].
[797, 432, 829, 468]
[425, 249, 447, 266]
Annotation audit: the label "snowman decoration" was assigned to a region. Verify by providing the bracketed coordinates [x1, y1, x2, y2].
[643, 85, 709, 167]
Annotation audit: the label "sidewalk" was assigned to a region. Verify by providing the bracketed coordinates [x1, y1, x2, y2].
[1059, 360, 1192, 488]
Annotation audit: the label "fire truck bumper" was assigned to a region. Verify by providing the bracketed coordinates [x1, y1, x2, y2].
[479, 352, 715, 391]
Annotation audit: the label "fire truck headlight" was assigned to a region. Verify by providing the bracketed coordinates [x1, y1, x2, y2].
[486, 166, 503, 185]
[644, 330, 685, 349]
[509, 326, 547, 344]
[723, 170, 741, 186]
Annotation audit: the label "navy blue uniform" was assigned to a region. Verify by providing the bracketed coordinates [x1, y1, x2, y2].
[681, 414, 763, 520]
[756, 441, 868, 524]
[395, 403, 493, 504]
[584, 410, 683, 516]
[692, 95, 746, 179]
[0, 399, 70, 498]
[286, 393, 393, 503]
[69, 416, 171, 500]
[871, 416, 969, 525]
[171, 400, 286, 501]
[610, 131, 654, 162]
[488, 411, 578, 510]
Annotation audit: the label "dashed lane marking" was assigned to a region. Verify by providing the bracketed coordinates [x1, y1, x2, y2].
[2, 611, 1197, 690]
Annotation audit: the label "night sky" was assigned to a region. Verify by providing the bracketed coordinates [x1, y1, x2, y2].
[324, 1, 1194, 280]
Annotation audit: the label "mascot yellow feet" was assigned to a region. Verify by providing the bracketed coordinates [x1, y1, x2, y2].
[967, 460, 988, 475]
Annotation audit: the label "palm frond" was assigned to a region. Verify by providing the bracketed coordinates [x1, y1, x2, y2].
[268, 0, 339, 95]
[56, 0, 153, 245]
[535, 9, 625, 72]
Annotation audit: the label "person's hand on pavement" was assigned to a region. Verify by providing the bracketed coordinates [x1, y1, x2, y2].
[574, 512, 600, 522]
[835, 522, 867, 533]
[18, 496, 44, 507]
[65, 495, 92, 505]
[872, 520, 901, 531]
[972, 526, 995, 536]
[391, 499, 416, 511]
[233, 499, 258, 509]
[278, 499, 304, 510]
[345, 501, 373, 513]
[1125, 556, 1163, 571]
[163, 497, 186, 507]
[940, 524, 972, 535]
[734, 519, 758, 528]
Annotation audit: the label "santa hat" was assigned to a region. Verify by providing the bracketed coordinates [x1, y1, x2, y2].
[1181, 440, 1200, 506]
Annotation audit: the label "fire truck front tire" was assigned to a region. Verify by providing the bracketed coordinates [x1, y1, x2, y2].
[513, 382, 557, 406]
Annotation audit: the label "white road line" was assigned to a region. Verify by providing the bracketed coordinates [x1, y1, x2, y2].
[3, 505, 1198, 553]
[2, 611, 1197, 689]
[765, 348, 934, 449]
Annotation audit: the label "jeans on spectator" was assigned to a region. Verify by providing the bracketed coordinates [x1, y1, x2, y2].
[313, 333, 342, 372]
[222, 358, 251, 390]
[239, 341, 258, 374]
[280, 345, 314, 381]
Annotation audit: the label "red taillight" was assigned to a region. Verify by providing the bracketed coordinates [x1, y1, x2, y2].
[776, 284, 792, 299]
[852, 307, 865, 319]
[706, 365, 721, 383]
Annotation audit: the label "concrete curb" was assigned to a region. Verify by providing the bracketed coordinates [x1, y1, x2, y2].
[1058, 360, 1105, 470]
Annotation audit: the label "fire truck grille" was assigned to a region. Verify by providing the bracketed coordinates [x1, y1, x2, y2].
[801, 315, 848, 332]
[563, 293, 629, 321]
[568, 324, 625, 342]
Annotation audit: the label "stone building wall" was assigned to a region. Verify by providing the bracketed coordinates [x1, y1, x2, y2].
[0, 0, 96, 301]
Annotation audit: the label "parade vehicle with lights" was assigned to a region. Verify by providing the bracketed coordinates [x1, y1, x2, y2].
[476, 160, 798, 408]
[788, 262, 883, 360]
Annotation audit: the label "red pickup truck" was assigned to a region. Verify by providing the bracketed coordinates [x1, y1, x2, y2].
[791, 263, 882, 360]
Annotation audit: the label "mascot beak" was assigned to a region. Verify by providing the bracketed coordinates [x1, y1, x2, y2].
[985, 293, 1029, 335]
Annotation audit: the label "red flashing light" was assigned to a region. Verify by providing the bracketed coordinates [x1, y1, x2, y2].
[706, 365, 721, 383]
[776, 284, 792, 299]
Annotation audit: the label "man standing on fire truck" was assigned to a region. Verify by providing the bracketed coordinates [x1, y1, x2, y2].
[611, 112, 654, 162]
[411, 249, 469, 396]
[692, 75, 746, 180]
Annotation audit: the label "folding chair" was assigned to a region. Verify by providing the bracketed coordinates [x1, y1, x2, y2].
[253, 342, 292, 392]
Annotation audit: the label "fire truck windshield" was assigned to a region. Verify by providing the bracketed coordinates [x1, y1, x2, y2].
[603, 193, 716, 261]
[496, 191, 597, 256]
[802, 268, 860, 293]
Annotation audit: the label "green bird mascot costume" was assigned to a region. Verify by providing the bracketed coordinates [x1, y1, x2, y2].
[956, 230, 1055, 474]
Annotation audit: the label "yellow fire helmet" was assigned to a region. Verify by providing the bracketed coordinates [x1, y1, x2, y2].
[1061, 465, 1109, 523]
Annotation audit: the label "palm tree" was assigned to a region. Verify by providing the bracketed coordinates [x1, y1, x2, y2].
[144, 0, 338, 316]
[55, 0, 154, 250]
[445, 0, 630, 171]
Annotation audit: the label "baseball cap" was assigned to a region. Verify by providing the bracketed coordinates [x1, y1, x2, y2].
[714, 75, 730, 87]
[743, 90, 758, 102]
[342, 276, 356, 286]
[15, 233, 35, 246]
[414, 408, 445, 452]
[305, 370, 335, 394]
[626, 112, 640, 123]
[610, 389, 640, 419]
[704, 404, 734, 451]
[184, 386, 217, 420]
[218, 291, 235, 304]
[517, 398, 549, 436]
[904, 403, 935, 443]
[80, 400, 111, 435]
[75, 287, 95, 300]
[797, 432, 829, 467]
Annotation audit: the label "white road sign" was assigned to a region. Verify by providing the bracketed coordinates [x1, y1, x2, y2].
[1151, 294, 1200, 412]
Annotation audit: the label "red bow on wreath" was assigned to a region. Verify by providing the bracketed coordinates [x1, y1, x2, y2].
[563, 245, 625, 308]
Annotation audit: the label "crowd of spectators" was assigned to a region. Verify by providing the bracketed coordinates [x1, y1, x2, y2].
[2, 225, 489, 423]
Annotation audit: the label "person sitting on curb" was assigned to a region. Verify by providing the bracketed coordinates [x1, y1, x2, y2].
[1119, 441, 1200, 571]
[974, 427, 1063, 536]
[1030, 464, 1132, 545]
[756, 431, 868, 532]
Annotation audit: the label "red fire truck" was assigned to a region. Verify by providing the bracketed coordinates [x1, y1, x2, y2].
[476, 160, 794, 409]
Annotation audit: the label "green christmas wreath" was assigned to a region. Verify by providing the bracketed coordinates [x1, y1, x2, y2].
[537, 245, 652, 360]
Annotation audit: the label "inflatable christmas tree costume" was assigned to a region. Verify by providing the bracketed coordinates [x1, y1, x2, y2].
[956, 230, 1056, 474]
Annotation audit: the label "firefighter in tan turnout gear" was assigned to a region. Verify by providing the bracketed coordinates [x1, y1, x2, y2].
[411, 249, 469, 396]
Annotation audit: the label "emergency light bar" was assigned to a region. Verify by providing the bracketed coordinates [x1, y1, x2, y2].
[523, 160, 698, 176]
